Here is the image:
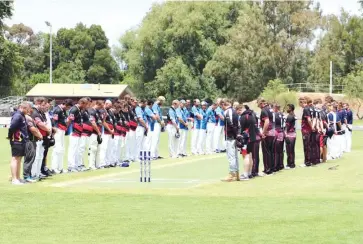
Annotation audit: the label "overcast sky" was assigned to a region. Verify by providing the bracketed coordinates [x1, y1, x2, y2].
[5, 0, 362, 48]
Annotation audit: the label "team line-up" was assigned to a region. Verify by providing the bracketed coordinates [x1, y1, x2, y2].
[7, 95, 353, 184]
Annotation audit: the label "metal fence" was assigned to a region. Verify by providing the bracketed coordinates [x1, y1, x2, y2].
[286, 83, 345, 94]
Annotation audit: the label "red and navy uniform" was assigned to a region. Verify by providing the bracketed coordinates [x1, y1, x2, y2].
[88, 108, 103, 135]
[68, 105, 83, 137]
[128, 107, 137, 131]
[285, 114, 296, 168]
[122, 111, 130, 134]
[301, 105, 313, 166]
[32, 107, 47, 138]
[104, 109, 115, 135]
[114, 112, 123, 136]
[52, 105, 68, 131]
[81, 110, 93, 137]
[260, 105, 275, 174]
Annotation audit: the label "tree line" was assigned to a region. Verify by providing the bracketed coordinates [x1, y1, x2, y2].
[1, 1, 363, 104]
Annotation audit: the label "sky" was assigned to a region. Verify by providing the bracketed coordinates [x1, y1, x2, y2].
[4, 0, 362, 48]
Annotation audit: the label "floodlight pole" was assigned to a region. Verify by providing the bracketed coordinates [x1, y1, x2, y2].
[329, 61, 332, 96]
[45, 21, 52, 84]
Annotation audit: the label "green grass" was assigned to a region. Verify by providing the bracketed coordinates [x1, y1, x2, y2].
[1, 129, 363, 244]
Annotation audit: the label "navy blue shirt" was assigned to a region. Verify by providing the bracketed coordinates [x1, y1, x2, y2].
[8, 111, 29, 144]
[346, 109, 353, 124]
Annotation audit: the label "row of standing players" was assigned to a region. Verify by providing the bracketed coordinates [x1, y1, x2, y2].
[222, 97, 353, 181]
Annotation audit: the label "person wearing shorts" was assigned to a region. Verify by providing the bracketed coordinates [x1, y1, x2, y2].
[8, 102, 30, 185]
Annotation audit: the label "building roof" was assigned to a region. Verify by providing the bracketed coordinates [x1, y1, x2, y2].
[26, 83, 133, 98]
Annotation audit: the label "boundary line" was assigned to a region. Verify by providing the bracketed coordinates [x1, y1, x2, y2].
[51, 154, 224, 187]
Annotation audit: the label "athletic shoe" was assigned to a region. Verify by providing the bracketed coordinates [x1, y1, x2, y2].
[257, 172, 266, 177]
[239, 175, 250, 181]
[215, 149, 220, 153]
[284, 166, 292, 170]
[157, 156, 163, 159]
[11, 179, 24, 185]
[121, 162, 130, 167]
[25, 177, 37, 183]
[220, 150, 227, 153]
[68, 167, 79, 173]
[53, 169, 61, 174]
[300, 164, 311, 168]
[248, 175, 254, 179]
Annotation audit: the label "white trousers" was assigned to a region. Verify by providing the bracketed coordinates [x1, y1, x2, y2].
[341, 124, 347, 153]
[167, 124, 179, 158]
[88, 134, 102, 169]
[213, 125, 226, 151]
[226, 139, 239, 172]
[99, 134, 112, 166]
[31, 140, 44, 177]
[78, 135, 90, 167]
[345, 125, 352, 152]
[191, 128, 200, 154]
[68, 135, 80, 169]
[336, 134, 344, 157]
[126, 130, 136, 161]
[206, 123, 215, 154]
[327, 135, 340, 159]
[112, 135, 121, 164]
[120, 135, 127, 162]
[135, 126, 146, 161]
[178, 129, 188, 155]
[51, 129, 65, 171]
[197, 129, 207, 154]
[151, 123, 161, 158]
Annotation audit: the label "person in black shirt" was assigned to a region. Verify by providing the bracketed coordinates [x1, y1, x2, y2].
[273, 104, 284, 172]
[221, 99, 240, 182]
[51, 99, 73, 174]
[8, 102, 30, 185]
[258, 99, 275, 175]
[237, 105, 258, 180]
[78, 97, 92, 171]
[285, 104, 297, 169]
[67, 98, 88, 172]
[88, 100, 104, 170]
[100, 100, 116, 168]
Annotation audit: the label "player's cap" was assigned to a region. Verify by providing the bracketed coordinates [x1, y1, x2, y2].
[201, 101, 207, 106]
[180, 99, 186, 104]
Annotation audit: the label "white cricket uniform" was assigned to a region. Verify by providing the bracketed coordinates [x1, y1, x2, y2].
[205, 107, 216, 154]
[191, 106, 201, 154]
[213, 107, 226, 152]
[167, 106, 180, 158]
[151, 102, 163, 159]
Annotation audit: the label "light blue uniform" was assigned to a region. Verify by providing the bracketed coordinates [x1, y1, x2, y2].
[215, 107, 225, 126]
[192, 106, 201, 129]
[200, 109, 207, 130]
[152, 102, 163, 121]
[145, 107, 155, 132]
[206, 107, 216, 124]
[135, 106, 147, 127]
[168, 107, 178, 124]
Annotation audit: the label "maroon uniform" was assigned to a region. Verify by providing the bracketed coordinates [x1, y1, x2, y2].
[260, 105, 275, 174]
[285, 114, 296, 168]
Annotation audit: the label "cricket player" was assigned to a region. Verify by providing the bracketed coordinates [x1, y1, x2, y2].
[197, 101, 208, 155]
[67, 98, 87, 172]
[127, 98, 138, 162]
[344, 103, 353, 152]
[120, 102, 130, 165]
[285, 104, 297, 169]
[273, 104, 284, 171]
[337, 102, 347, 154]
[213, 99, 226, 153]
[87, 100, 104, 170]
[79, 98, 92, 171]
[167, 100, 180, 158]
[135, 99, 148, 161]
[299, 97, 314, 167]
[40, 98, 54, 177]
[205, 102, 217, 154]
[191, 99, 202, 155]
[144, 100, 157, 158]
[100, 100, 115, 168]
[31, 97, 51, 178]
[259, 99, 275, 174]
[327, 105, 339, 160]
[310, 99, 321, 165]
[177, 100, 189, 157]
[237, 104, 259, 180]
[221, 99, 240, 182]
[319, 104, 329, 163]
[8, 102, 31, 185]
[51, 99, 73, 173]
[151, 96, 165, 160]
[24, 103, 42, 183]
